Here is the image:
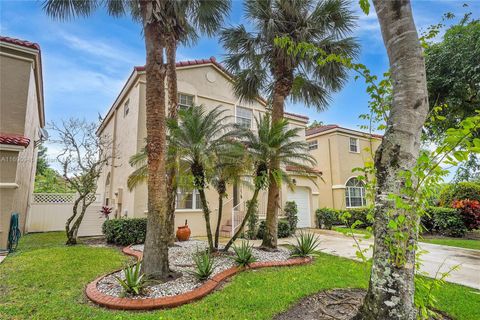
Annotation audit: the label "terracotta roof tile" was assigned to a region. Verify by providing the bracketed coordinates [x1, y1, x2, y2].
[0, 36, 40, 51]
[305, 124, 339, 136]
[0, 133, 30, 147]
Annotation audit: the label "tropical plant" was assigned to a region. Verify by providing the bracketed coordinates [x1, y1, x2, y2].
[245, 200, 259, 239]
[291, 232, 320, 258]
[126, 147, 148, 191]
[230, 241, 256, 267]
[115, 262, 146, 296]
[452, 199, 480, 231]
[284, 201, 298, 233]
[42, 0, 175, 279]
[223, 115, 318, 251]
[189, 249, 215, 281]
[169, 106, 236, 251]
[221, 0, 358, 250]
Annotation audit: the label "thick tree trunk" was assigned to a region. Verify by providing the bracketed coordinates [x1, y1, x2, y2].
[224, 188, 260, 252]
[141, 5, 171, 279]
[166, 35, 178, 245]
[355, 1, 429, 319]
[198, 189, 214, 251]
[262, 74, 291, 250]
[214, 192, 224, 249]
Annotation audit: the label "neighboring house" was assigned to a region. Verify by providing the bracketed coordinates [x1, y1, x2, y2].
[96, 57, 317, 237]
[306, 124, 382, 212]
[0, 36, 45, 251]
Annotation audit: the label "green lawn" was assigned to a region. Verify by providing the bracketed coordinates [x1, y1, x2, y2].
[332, 227, 480, 251]
[1, 232, 479, 320]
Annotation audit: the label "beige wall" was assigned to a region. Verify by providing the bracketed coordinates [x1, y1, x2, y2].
[307, 130, 381, 211]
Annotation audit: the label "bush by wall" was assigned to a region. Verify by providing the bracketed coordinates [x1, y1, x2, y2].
[315, 207, 372, 230]
[315, 208, 339, 230]
[256, 219, 291, 239]
[342, 208, 373, 228]
[102, 218, 147, 246]
[439, 182, 480, 206]
[284, 201, 298, 233]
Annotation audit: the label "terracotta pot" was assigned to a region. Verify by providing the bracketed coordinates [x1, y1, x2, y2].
[176, 220, 191, 241]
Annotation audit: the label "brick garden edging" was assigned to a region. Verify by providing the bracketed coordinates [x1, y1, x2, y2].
[85, 245, 312, 310]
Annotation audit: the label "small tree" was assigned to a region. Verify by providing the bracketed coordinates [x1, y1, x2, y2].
[50, 118, 112, 245]
[284, 201, 298, 233]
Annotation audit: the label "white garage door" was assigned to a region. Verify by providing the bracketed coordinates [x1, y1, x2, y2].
[287, 187, 311, 228]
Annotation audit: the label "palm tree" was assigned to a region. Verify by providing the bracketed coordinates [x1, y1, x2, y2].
[163, 0, 231, 244]
[221, 0, 358, 249]
[43, 0, 174, 280]
[223, 114, 318, 252]
[169, 106, 236, 251]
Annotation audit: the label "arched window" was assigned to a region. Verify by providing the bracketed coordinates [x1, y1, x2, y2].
[345, 177, 366, 208]
[105, 173, 111, 186]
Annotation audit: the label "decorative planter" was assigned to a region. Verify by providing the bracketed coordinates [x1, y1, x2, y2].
[176, 220, 191, 241]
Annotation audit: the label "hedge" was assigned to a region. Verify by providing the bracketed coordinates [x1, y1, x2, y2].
[425, 206, 467, 237]
[102, 218, 147, 246]
[256, 219, 291, 239]
[315, 207, 373, 230]
[439, 181, 480, 206]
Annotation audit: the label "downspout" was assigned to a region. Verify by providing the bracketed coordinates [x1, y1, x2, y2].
[110, 108, 118, 217]
[328, 138, 335, 209]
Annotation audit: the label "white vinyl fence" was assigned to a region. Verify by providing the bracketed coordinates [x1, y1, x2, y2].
[26, 193, 105, 237]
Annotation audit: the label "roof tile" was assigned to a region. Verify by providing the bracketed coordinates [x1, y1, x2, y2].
[0, 134, 30, 148]
[0, 36, 40, 51]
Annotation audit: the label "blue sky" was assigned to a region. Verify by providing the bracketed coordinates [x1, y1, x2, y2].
[1, 1, 478, 146]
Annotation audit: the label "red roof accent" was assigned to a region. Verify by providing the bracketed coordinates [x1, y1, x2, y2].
[0, 36, 40, 51]
[0, 134, 30, 148]
[306, 124, 383, 139]
[134, 56, 228, 73]
[284, 111, 309, 120]
[286, 165, 322, 175]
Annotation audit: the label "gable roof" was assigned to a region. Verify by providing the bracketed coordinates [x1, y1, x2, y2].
[306, 124, 383, 139]
[0, 36, 41, 51]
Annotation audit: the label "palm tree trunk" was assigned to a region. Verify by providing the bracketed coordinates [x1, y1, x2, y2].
[355, 1, 429, 319]
[262, 73, 292, 250]
[198, 189, 214, 251]
[140, 5, 171, 279]
[166, 34, 178, 245]
[224, 188, 260, 252]
[214, 192, 225, 249]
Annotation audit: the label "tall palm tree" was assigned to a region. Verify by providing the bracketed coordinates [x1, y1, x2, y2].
[221, 0, 358, 249]
[169, 106, 236, 251]
[43, 0, 174, 280]
[223, 114, 318, 252]
[163, 0, 231, 244]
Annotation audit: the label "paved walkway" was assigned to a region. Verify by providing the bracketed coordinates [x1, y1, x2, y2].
[211, 229, 480, 290]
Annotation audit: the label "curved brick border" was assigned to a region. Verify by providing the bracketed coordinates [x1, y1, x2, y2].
[86, 246, 312, 310]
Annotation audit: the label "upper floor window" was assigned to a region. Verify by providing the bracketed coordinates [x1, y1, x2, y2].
[308, 140, 318, 150]
[123, 99, 130, 117]
[178, 93, 194, 110]
[349, 137, 359, 153]
[345, 177, 366, 208]
[236, 106, 252, 128]
[176, 189, 202, 210]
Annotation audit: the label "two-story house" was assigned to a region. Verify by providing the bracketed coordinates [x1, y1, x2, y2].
[96, 57, 318, 237]
[0, 36, 45, 251]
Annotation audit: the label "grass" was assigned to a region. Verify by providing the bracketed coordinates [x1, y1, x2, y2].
[332, 227, 480, 250]
[1, 232, 479, 320]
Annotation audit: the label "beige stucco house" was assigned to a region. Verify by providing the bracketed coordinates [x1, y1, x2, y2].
[0, 36, 45, 251]
[96, 57, 318, 237]
[306, 124, 381, 212]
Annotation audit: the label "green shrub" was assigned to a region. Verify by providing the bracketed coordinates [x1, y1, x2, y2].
[291, 232, 320, 258]
[315, 208, 339, 230]
[189, 249, 215, 281]
[256, 219, 292, 239]
[115, 262, 146, 296]
[439, 182, 480, 206]
[343, 208, 373, 228]
[102, 218, 147, 246]
[246, 200, 259, 239]
[284, 201, 298, 233]
[231, 241, 256, 267]
[428, 207, 467, 237]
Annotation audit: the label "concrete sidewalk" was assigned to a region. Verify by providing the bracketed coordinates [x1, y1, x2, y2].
[212, 229, 480, 290]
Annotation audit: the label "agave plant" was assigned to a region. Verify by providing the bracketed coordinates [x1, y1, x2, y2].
[231, 241, 257, 267]
[189, 249, 215, 281]
[114, 262, 146, 296]
[291, 232, 320, 258]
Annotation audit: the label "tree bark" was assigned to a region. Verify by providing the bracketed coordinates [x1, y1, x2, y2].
[214, 192, 224, 249]
[166, 34, 178, 245]
[224, 188, 260, 252]
[65, 195, 84, 245]
[198, 189, 214, 251]
[141, 3, 172, 279]
[262, 71, 292, 250]
[355, 1, 429, 319]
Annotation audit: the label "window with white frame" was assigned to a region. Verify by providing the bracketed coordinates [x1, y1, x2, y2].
[345, 177, 366, 207]
[308, 140, 318, 150]
[123, 99, 130, 117]
[236, 106, 252, 128]
[349, 137, 359, 153]
[178, 93, 194, 110]
[176, 189, 202, 210]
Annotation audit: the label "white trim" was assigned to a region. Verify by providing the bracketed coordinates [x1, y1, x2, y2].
[332, 185, 346, 189]
[0, 183, 19, 189]
[235, 105, 253, 129]
[0, 144, 25, 152]
[0, 51, 35, 64]
[349, 137, 360, 153]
